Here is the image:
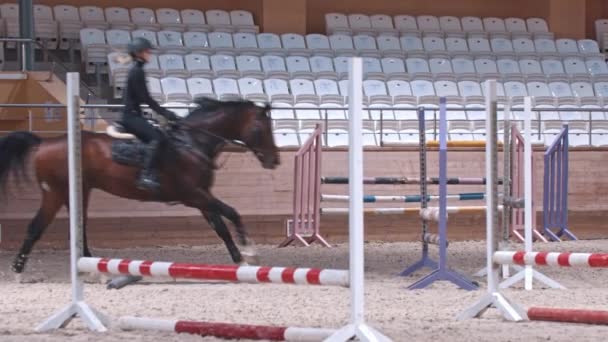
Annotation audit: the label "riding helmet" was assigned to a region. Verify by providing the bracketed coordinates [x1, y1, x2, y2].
[127, 37, 154, 57]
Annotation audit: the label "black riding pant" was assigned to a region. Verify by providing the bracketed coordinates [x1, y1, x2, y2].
[121, 114, 163, 144]
[121, 113, 166, 171]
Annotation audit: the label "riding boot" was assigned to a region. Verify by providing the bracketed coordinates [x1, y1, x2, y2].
[137, 140, 161, 191]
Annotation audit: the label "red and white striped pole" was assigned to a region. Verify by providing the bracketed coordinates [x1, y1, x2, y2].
[119, 316, 335, 341]
[494, 251, 608, 267]
[78, 257, 350, 287]
[528, 307, 608, 325]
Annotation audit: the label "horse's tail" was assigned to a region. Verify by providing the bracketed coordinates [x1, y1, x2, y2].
[0, 131, 42, 197]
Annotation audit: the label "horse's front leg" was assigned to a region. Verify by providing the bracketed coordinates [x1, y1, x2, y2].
[180, 183, 258, 264]
[201, 210, 247, 265]
[209, 198, 259, 265]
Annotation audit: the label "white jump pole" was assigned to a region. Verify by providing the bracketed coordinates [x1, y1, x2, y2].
[456, 79, 528, 322]
[325, 58, 391, 341]
[36, 72, 108, 332]
[499, 97, 563, 290]
[523, 99, 534, 290]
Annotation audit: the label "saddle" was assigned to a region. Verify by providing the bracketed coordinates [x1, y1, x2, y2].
[108, 124, 147, 167]
[107, 121, 198, 168]
[106, 122, 136, 140]
[107, 121, 159, 167]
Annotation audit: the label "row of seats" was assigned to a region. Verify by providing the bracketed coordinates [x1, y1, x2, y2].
[80, 28, 603, 59]
[271, 120, 603, 148]
[143, 76, 608, 118]
[325, 13, 553, 39]
[105, 52, 608, 97]
[0, 4, 257, 50]
[0, 4, 257, 30]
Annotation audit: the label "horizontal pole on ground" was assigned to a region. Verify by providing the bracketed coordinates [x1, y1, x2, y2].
[119, 316, 336, 341]
[528, 307, 608, 325]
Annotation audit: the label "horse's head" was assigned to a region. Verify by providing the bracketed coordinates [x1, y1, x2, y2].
[185, 97, 280, 169]
[238, 102, 280, 169]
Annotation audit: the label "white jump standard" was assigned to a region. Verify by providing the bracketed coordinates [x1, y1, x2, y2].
[325, 57, 392, 342]
[457, 80, 529, 322]
[458, 82, 566, 322]
[497, 97, 563, 291]
[35, 73, 109, 332]
[36, 64, 392, 341]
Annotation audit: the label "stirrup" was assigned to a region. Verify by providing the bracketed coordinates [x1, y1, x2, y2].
[137, 179, 160, 191]
[137, 171, 160, 191]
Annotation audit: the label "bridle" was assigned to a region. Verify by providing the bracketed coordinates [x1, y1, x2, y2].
[170, 116, 268, 169]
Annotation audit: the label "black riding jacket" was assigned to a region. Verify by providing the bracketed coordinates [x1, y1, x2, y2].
[122, 58, 173, 119]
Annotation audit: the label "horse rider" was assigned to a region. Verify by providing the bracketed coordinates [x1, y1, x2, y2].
[120, 37, 180, 191]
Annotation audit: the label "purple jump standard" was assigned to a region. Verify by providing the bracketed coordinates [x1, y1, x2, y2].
[400, 98, 478, 291]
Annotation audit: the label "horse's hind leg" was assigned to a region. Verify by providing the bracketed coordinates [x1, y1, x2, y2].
[202, 210, 244, 264]
[12, 190, 65, 273]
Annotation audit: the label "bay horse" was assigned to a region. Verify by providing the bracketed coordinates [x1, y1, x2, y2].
[0, 97, 280, 277]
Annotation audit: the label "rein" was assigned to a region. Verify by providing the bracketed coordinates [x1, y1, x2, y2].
[174, 121, 248, 149]
[171, 122, 248, 170]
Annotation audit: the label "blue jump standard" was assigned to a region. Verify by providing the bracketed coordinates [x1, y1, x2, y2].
[399, 99, 478, 291]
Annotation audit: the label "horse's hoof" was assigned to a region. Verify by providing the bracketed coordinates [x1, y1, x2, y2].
[243, 256, 260, 265]
[14, 273, 23, 284]
[99, 274, 110, 285]
[82, 273, 102, 284]
[106, 275, 143, 290]
[11, 254, 27, 274]
[241, 248, 260, 265]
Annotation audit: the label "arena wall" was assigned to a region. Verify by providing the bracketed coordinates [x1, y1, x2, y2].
[1, 147, 607, 250]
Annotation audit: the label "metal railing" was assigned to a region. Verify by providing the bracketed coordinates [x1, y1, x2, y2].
[0, 103, 194, 134]
[269, 105, 608, 148]
[0, 102, 607, 147]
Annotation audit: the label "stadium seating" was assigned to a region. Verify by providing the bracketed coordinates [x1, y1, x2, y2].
[0, 4, 606, 147]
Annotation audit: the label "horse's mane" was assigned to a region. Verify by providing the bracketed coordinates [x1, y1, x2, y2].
[183, 97, 272, 126]
[191, 96, 260, 114]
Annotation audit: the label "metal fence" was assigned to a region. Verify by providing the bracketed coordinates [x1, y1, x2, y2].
[0, 102, 606, 147]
